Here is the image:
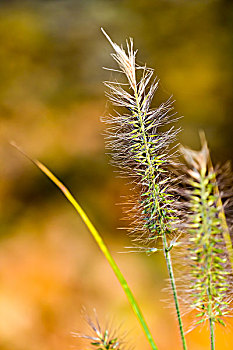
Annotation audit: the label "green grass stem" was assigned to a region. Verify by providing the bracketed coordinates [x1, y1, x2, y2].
[209, 318, 215, 350]
[200, 166, 215, 350]
[12, 143, 158, 350]
[162, 232, 188, 350]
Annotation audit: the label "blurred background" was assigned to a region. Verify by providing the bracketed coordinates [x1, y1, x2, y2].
[0, 0, 232, 349]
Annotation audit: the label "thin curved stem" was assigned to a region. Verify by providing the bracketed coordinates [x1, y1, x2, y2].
[200, 167, 215, 350]
[12, 144, 159, 350]
[162, 232, 188, 350]
[209, 318, 215, 350]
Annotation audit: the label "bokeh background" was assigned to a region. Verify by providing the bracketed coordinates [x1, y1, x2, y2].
[0, 0, 233, 349]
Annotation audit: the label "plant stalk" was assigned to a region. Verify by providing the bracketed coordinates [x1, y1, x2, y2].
[209, 318, 215, 350]
[162, 231, 188, 350]
[13, 145, 159, 350]
[200, 166, 215, 350]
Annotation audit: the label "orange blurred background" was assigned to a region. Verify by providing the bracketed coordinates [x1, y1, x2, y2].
[0, 1, 233, 349]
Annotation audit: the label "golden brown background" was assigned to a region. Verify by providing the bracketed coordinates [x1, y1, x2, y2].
[0, 0, 233, 349]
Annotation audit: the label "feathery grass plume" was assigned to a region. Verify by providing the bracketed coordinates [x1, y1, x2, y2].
[101, 29, 187, 350]
[101, 29, 180, 249]
[73, 311, 131, 350]
[180, 138, 233, 350]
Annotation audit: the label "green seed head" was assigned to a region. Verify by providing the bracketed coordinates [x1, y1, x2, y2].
[180, 136, 233, 327]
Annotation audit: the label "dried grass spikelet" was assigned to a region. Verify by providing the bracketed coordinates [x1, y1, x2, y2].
[101, 28, 181, 251]
[73, 310, 131, 350]
[179, 137, 233, 329]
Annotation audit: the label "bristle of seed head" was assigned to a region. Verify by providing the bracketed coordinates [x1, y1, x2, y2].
[101, 27, 114, 47]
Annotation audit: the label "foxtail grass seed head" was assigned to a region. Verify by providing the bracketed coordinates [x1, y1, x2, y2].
[180, 138, 233, 328]
[73, 311, 130, 350]
[101, 29, 181, 251]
